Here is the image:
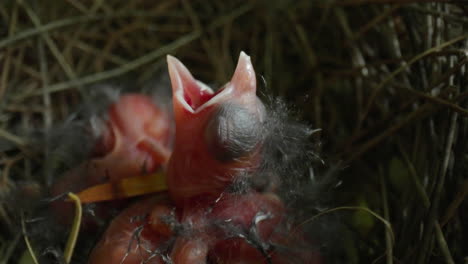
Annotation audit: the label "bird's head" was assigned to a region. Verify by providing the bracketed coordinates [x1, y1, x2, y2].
[167, 52, 265, 205]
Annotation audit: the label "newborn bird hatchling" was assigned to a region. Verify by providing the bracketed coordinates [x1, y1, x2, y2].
[87, 52, 322, 264]
[51, 94, 173, 226]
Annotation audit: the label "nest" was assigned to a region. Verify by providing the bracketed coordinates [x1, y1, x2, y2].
[0, 0, 467, 263]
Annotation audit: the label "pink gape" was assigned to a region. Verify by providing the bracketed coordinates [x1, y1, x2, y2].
[88, 53, 321, 264]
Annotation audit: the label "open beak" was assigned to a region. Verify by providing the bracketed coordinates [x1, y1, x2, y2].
[167, 55, 214, 113]
[167, 52, 257, 114]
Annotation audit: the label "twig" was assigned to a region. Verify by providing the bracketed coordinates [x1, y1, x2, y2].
[345, 102, 433, 162]
[18, 0, 80, 92]
[335, 7, 366, 126]
[21, 213, 39, 264]
[396, 83, 468, 118]
[10, 57, 42, 80]
[64, 193, 82, 264]
[379, 166, 393, 264]
[346, 87, 468, 162]
[72, 40, 128, 66]
[65, 0, 88, 13]
[416, 111, 458, 264]
[0, 2, 18, 100]
[0, 128, 26, 146]
[292, 206, 395, 245]
[398, 142, 430, 208]
[434, 223, 455, 264]
[399, 142, 455, 264]
[181, 0, 220, 80]
[408, 5, 468, 24]
[359, 34, 468, 130]
[21, 31, 199, 98]
[0, 11, 178, 50]
[20, 3, 253, 99]
[441, 177, 468, 226]
[0, 233, 21, 264]
[95, 21, 146, 72]
[350, 4, 402, 43]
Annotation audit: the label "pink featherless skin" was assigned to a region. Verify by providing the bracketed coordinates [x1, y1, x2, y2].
[88, 196, 173, 264]
[67, 94, 172, 186]
[87, 53, 322, 264]
[89, 191, 288, 264]
[51, 94, 172, 225]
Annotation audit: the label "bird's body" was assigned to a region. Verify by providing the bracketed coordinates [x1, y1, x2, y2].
[89, 191, 286, 264]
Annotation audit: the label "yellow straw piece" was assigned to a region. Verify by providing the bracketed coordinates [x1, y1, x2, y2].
[64, 193, 82, 264]
[75, 171, 167, 203]
[21, 213, 40, 264]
